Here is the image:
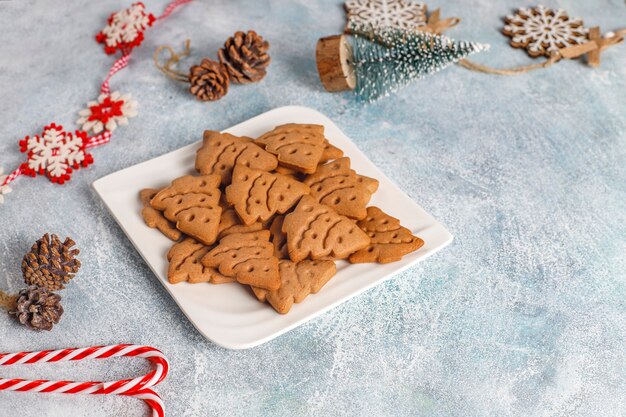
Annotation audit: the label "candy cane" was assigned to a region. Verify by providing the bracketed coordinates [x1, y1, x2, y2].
[0, 344, 169, 417]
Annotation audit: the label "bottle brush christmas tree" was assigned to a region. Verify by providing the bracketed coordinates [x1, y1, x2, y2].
[316, 24, 488, 102]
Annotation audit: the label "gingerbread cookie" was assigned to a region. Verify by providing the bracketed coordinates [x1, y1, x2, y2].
[252, 259, 336, 314]
[275, 165, 298, 178]
[502, 6, 588, 57]
[201, 230, 280, 290]
[256, 124, 326, 174]
[225, 164, 310, 225]
[196, 131, 277, 185]
[140, 188, 182, 241]
[218, 208, 264, 239]
[151, 175, 222, 245]
[283, 195, 370, 261]
[304, 157, 378, 220]
[167, 238, 234, 284]
[349, 206, 424, 264]
[320, 139, 344, 163]
[269, 215, 289, 259]
[356, 174, 379, 194]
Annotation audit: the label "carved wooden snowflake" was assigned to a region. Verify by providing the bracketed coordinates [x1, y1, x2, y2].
[96, 2, 156, 55]
[77, 91, 138, 134]
[19, 124, 94, 184]
[503, 5, 588, 57]
[344, 0, 427, 32]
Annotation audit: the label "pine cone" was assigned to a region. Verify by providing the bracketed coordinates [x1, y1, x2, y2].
[22, 233, 81, 291]
[188, 59, 229, 101]
[9, 286, 64, 331]
[218, 30, 270, 84]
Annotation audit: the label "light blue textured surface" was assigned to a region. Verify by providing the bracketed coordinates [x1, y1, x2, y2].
[1, 1, 625, 416]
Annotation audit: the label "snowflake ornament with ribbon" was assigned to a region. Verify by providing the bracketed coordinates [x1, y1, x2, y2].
[0, 0, 191, 204]
[96, 2, 156, 55]
[19, 124, 94, 184]
[77, 91, 138, 134]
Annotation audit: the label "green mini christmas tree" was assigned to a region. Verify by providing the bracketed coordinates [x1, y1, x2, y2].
[350, 25, 488, 102]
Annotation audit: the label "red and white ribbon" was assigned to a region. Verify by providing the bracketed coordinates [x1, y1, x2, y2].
[100, 53, 132, 96]
[0, 0, 192, 201]
[85, 131, 113, 149]
[1, 167, 21, 187]
[158, 0, 193, 20]
[0, 344, 169, 417]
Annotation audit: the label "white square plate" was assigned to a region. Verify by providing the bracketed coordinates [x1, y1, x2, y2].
[93, 106, 453, 349]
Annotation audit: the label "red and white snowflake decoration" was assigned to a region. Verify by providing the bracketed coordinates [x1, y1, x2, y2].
[0, 0, 190, 201]
[19, 124, 94, 184]
[96, 2, 156, 55]
[77, 91, 138, 134]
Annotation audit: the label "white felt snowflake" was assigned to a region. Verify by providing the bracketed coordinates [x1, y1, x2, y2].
[96, 2, 155, 55]
[0, 167, 13, 204]
[77, 91, 138, 134]
[503, 5, 588, 57]
[345, 0, 427, 32]
[19, 124, 94, 184]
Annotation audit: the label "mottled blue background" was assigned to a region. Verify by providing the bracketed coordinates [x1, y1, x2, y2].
[1, 0, 625, 416]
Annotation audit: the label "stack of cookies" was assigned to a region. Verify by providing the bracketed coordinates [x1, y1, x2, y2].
[139, 123, 424, 314]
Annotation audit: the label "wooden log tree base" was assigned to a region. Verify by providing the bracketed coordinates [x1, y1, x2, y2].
[316, 35, 356, 92]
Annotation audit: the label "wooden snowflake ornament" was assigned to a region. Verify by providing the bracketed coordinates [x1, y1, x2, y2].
[77, 91, 138, 134]
[96, 2, 156, 55]
[19, 124, 94, 184]
[503, 5, 588, 57]
[344, 0, 427, 32]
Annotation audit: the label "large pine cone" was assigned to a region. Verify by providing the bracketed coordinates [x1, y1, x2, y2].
[189, 59, 229, 101]
[22, 233, 81, 291]
[9, 286, 64, 331]
[218, 30, 270, 84]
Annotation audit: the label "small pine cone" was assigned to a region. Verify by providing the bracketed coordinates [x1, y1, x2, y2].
[218, 30, 270, 84]
[188, 59, 230, 101]
[22, 233, 81, 291]
[9, 286, 64, 331]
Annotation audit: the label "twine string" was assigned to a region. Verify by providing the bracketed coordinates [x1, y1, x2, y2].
[153, 40, 191, 83]
[0, 290, 17, 311]
[458, 50, 561, 75]
[460, 26, 626, 76]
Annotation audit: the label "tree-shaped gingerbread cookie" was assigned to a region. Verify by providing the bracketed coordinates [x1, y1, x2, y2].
[150, 175, 222, 245]
[201, 230, 280, 290]
[196, 131, 277, 185]
[283, 196, 370, 261]
[349, 206, 424, 263]
[226, 164, 310, 225]
[251, 259, 337, 314]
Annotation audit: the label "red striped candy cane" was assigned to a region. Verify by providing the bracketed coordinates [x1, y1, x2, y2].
[0, 344, 169, 417]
